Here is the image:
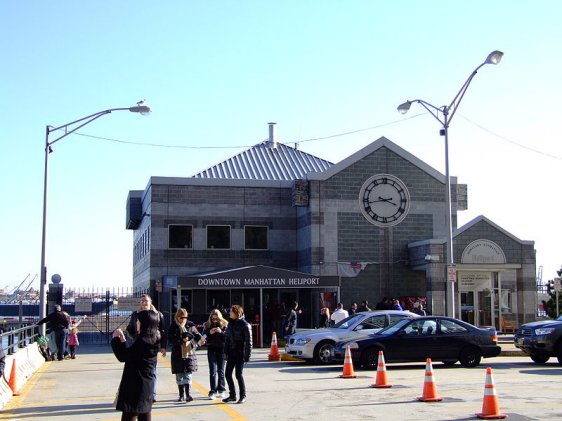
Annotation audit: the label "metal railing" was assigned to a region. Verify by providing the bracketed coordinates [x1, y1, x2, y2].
[0, 324, 38, 355]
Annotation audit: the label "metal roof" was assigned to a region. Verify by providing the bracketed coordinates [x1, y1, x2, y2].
[193, 140, 333, 180]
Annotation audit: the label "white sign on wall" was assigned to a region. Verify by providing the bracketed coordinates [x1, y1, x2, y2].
[461, 239, 506, 264]
[116, 297, 141, 311]
[74, 298, 92, 313]
[458, 272, 492, 292]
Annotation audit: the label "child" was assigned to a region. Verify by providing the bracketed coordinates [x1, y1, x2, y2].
[68, 327, 80, 359]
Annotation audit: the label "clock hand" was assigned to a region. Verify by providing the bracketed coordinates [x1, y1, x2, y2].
[370, 197, 398, 206]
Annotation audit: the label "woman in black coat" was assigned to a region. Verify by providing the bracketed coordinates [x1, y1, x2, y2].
[111, 310, 161, 421]
[168, 308, 202, 402]
[222, 305, 252, 404]
[201, 309, 228, 399]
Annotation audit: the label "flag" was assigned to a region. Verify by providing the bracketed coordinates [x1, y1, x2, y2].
[337, 262, 369, 278]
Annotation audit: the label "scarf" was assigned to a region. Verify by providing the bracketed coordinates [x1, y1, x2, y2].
[178, 322, 193, 358]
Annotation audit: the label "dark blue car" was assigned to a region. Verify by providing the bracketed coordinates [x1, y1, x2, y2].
[333, 316, 501, 368]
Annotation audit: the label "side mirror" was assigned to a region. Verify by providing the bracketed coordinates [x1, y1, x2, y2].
[355, 325, 364, 331]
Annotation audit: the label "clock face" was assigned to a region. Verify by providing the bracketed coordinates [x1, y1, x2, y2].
[359, 174, 410, 227]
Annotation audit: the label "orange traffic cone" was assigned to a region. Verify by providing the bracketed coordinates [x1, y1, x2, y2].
[268, 331, 282, 361]
[370, 350, 392, 388]
[339, 345, 357, 378]
[8, 359, 20, 396]
[417, 358, 442, 402]
[476, 367, 507, 419]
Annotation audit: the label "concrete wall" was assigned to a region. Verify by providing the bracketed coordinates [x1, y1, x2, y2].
[0, 344, 45, 409]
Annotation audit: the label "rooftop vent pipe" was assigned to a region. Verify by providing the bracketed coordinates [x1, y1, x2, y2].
[268, 122, 276, 148]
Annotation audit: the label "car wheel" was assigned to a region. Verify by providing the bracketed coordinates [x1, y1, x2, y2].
[313, 340, 335, 364]
[530, 353, 550, 364]
[459, 346, 482, 368]
[442, 360, 457, 367]
[361, 347, 381, 370]
[556, 342, 562, 365]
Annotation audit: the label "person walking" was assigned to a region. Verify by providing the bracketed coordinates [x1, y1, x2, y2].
[202, 309, 228, 400]
[348, 302, 358, 315]
[167, 308, 202, 403]
[318, 307, 331, 328]
[36, 305, 69, 361]
[222, 305, 252, 404]
[126, 294, 167, 402]
[331, 303, 349, 325]
[112, 310, 160, 421]
[358, 300, 371, 312]
[412, 303, 427, 316]
[284, 301, 299, 337]
[64, 315, 86, 359]
[67, 327, 80, 359]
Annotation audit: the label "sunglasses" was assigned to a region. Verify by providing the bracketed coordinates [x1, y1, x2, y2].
[179, 316, 188, 319]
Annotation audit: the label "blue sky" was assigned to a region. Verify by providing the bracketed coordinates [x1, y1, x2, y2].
[1, 1, 561, 290]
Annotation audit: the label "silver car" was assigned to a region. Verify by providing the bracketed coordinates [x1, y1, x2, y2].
[284, 310, 419, 364]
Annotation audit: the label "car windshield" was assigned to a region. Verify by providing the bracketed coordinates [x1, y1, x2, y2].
[556, 315, 562, 321]
[333, 314, 364, 329]
[377, 318, 410, 335]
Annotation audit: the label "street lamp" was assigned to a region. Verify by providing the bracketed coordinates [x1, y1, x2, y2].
[397, 50, 503, 318]
[38, 101, 152, 335]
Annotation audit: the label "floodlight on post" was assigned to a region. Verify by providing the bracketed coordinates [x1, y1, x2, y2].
[38, 100, 152, 335]
[397, 51, 503, 318]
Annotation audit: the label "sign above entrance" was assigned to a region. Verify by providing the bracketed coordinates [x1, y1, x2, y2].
[461, 239, 506, 264]
[458, 272, 492, 292]
[178, 265, 340, 289]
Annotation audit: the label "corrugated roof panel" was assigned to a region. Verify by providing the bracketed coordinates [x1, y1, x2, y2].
[193, 140, 333, 180]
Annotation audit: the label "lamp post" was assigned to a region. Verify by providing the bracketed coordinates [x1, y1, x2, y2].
[397, 51, 503, 318]
[38, 101, 152, 335]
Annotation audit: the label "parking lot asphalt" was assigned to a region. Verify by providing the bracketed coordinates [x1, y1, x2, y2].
[3, 341, 561, 421]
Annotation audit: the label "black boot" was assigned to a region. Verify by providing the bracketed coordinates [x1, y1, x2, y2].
[237, 394, 246, 404]
[176, 385, 184, 402]
[222, 393, 237, 403]
[185, 384, 193, 402]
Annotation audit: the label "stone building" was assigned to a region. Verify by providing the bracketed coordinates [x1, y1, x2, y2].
[126, 126, 536, 342]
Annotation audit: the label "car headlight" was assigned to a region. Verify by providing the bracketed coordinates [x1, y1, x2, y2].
[534, 327, 555, 336]
[294, 338, 311, 345]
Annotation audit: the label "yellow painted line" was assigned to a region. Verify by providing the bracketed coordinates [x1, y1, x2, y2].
[0, 360, 52, 418]
[158, 355, 249, 421]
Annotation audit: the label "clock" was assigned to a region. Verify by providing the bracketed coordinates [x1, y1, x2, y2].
[359, 174, 410, 227]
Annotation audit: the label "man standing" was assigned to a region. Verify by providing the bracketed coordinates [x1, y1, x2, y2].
[330, 303, 349, 325]
[37, 305, 69, 361]
[358, 300, 371, 312]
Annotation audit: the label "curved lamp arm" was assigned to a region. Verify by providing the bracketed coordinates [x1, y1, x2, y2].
[397, 50, 503, 127]
[47, 101, 152, 148]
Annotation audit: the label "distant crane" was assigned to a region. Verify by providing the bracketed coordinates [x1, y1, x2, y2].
[537, 265, 543, 286]
[16, 274, 38, 302]
[9, 274, 30, 296]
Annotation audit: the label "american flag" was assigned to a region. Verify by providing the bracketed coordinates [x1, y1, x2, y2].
[337, 261, 369, 278]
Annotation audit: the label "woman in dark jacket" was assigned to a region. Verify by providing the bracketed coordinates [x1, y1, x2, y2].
[126, 294, 167, 402]
[111, 310, 160, 421]
[319, 307, 331, 328]
[222, 305, 252, 404]
[201, 309, 228, 399]
[167, 308, 202, 402]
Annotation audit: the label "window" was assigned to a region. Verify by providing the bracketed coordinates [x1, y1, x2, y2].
[440, 319, 468, 334]
[244, 225, 268, 250]
[207, 225, 230, 249]
[169, 225, 193, 249]
[358, 315, 385, 330]
[403, 319, 437, 336]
